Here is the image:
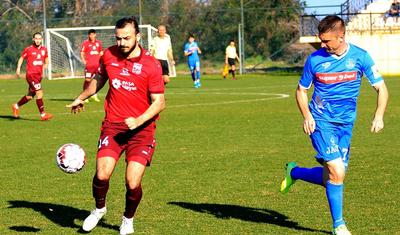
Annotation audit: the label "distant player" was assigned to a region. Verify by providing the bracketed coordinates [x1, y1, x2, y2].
[12, 32, 53, 121]
[279, 15, 388, 235]
[67, 17, 165, 235]
[184, 33, 202, 88]
[150, 24, 175, 84]
[80, 29, 103, 102]
[224, 39, 240, 80]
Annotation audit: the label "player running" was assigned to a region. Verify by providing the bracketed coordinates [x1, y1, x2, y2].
[12, 32, 52, 121]
[80, 29, 103, 102]
[184, 33, 202, 88]
[279, 15, 388, 235]
[67, 17, 165, 235]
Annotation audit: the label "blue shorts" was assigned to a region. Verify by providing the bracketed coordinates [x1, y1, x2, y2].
[310, 121, 353, 169]
[188, 59, 200, 71]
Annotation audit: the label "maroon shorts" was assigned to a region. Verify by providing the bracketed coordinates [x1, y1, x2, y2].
[84, 66, 99, 79]
[97, 121, 156, 166]
[26, 73, 43, 92]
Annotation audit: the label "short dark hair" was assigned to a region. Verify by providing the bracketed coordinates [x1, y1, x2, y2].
[188, 33, 195, 39]
[88, 29, 96, 34]
[32, 32, 42, 38]
[115, 16, 140, 34]
[229, 39, 235, 43]
[318, 15, 345, 34]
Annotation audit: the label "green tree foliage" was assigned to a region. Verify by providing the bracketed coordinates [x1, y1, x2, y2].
[0, 0, 303, 73]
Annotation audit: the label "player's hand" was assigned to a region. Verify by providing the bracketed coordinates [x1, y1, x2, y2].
[16, 69, 20, 78]
[303, 117, 316, 135]
[125, 117, 141, 130]
[171, 60, 175, 65]
[371, 118, 384, 133]
[66, 99, 85, 114]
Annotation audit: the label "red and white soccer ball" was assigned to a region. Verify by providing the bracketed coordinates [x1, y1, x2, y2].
[56, 143, 86, 174]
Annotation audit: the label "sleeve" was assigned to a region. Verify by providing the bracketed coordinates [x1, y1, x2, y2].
[80, 41, 86, 53]
[298, 56, 314, 89]
[362, 51, 383, 86]
[148, 59, 165, 94]
[97, 52, 107, 77]
[183, 43, 188, 53]
[21, 47, 28, 58]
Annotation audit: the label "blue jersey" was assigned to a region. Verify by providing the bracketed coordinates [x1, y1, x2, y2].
[184, 41, 200, 61]
[299, 43, 383, 124]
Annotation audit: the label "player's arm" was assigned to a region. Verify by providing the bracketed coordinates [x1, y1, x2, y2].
[43, 57, 49, 70]
[16, 56, 24, 78]
[80, 46, 86, 65]
[296, 85, 315, 135]
[66, 73, 108, 113]
[125, 93, 166, 130]
[197, 47, 202, 54]
[167, 48, 175, 65]
[370, 81, 388, 133]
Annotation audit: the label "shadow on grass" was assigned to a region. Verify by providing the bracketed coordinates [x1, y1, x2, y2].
[168, 202, 330, 234]
[9, 225, 40, 232]
[0, 115, 38, 121]
[7, 200, 119, 233]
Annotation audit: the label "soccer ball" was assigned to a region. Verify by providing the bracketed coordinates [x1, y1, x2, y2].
[56, 143, 86, 173]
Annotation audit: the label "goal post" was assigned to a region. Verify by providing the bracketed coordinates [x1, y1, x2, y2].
[46, 25, 157, 80]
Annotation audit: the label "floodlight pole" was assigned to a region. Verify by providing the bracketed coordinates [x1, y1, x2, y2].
[238, 24, 242, 75]
[43, 0, 49, 79]
[240, 0, 245, 73]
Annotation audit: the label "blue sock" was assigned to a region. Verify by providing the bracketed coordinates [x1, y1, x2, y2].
[191, 71, 196, 81]
[196, 71, 201, 80]
[326, 181, 345, 228]
[291, 166, 324, 186]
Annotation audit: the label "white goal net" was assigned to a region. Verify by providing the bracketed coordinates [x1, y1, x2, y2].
[45, 25, 157, 80]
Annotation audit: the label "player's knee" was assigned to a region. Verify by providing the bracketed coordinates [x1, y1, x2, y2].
[328, 167, 345, 183]
[26, 95, 33, 100]
[126, 179, 141, 190]
[96, 171, 112, 181]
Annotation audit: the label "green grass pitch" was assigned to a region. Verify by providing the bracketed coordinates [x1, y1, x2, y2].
[0, 74, 399, 234]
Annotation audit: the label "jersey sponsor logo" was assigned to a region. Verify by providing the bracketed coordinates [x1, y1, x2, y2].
[111, 78, 137, 91]
[32, 60, 43, 66]
[89, 51, 99, 55]
[120, 68, 130, 76]
[315, 71, 357, 84]
[345, 58, 355, 69]
[132, 63, 142, 75]
[321, 62, 331, 69]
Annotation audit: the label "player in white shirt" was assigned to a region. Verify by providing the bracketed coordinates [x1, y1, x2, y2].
[225, 40, 240, 80]
[151, 25, 175, 84]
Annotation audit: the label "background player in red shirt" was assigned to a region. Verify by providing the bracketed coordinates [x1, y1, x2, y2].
[12, 32, 52, 121]
[80, 29, 103, 102]
[67, 17, 165, 235]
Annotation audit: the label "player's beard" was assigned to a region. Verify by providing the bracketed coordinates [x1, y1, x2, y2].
[119, 41, 137, 57]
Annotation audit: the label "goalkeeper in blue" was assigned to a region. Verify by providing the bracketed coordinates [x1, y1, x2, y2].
[280, 15, 388, 235]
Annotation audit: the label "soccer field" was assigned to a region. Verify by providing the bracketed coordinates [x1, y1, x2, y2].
[0, 74, 399, 234]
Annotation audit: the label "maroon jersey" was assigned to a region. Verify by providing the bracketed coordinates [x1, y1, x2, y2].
[99, 45, 164, 123]
[80, 39, 103, 68]
[21, 45, 48, 75]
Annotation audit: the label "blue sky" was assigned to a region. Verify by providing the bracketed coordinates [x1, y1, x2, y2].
[304, 0, 346, 15]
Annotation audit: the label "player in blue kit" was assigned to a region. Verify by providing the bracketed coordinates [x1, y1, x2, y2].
[279, 15, 388, 235]
[184, 34, 202, 88]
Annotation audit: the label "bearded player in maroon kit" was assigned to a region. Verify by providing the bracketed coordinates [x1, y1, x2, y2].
[67, 17, 165, 235]
[80, 29, 103, 102]
[12, 32, 53, 121]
